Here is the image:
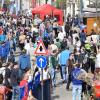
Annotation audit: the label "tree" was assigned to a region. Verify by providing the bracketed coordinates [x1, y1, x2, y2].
[6, 0, 10, 4]
[55, 0, 66, 9]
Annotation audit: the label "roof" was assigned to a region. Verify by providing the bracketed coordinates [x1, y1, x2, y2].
[83, 8, 100, 17]
[32, 4, 55, 14]
[83, 12, 100, 17]
[83, 7, 100, 13]
[32, 4, 63, 15]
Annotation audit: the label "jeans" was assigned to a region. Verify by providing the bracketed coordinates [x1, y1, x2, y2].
[61, 65, 67, 81]
[19, 69, 24, 80]
[59, 65, 63, 79]
[66, 74, 72, 89]
[72, 84, 82, 100]
[49, 67, 56, 86]
[12, 86, 20, 100]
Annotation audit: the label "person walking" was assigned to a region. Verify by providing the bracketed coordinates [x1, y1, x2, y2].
[11, 62, 20, 100]
[49, 54, 57, 87]
[19, 72, 29, 100]
[19, 50, 31, 79]
[71, 63, 83, 100]
[58, 47, 71, 83]
[66, 53, 75, 90]
[79, 30, 86, 46]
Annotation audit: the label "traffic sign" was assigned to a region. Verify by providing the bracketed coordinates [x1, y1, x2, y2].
[36, 56, 47, 69]
[34, 39, 48, 55]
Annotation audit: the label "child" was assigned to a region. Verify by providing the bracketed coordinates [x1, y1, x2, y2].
[19, 72, 29, 100]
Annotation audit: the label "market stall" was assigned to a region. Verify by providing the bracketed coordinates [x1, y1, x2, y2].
[32, 4, 63, 25]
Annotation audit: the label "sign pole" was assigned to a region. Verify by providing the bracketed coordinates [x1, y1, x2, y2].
[36, 56, 47, 100]
[41, 68, 44, 100]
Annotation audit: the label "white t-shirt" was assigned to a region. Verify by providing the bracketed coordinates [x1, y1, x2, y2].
[58, 32, 64, 41]
[22, 18, 26, 25]
[13, 18, 17, 24]
[24, 43, 31, 54]
[95, 53, 100, 68]
[0, 67, 5, 78]
[32, 27, 38, 33]
[40, 69, 50, 81]
[75, 41, 81, 51]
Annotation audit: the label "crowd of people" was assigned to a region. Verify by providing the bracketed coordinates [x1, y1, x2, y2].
[0, 12, 100, 100]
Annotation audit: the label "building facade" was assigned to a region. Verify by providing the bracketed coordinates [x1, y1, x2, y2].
[65, 0, 89, 17]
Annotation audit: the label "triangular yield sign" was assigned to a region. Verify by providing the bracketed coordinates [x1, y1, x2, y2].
[34, 39, 48, 55]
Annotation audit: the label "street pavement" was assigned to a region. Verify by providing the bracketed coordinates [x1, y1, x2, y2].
[51, 71, 72, 100]
[15, 48, 87, 100]
[51, 83, 72, 100]
[51, 71, 87, 100]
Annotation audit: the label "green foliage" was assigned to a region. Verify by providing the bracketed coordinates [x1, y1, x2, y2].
[55, 0, 66, 9]
[6, 0, 10, 4]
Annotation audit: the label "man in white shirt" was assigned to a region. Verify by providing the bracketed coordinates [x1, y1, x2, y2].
[95, 50, 100, 69]
[58, 29, 65, 41]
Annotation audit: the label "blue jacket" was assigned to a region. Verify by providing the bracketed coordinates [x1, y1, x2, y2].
[80, 32, 86, 42]
[19, 54, 31, 70]
[28, 72, 40, 91]
[59, 50, 70, 65]
[0, 44, 8, 57]
[71, 67, 83, 85]
[0, 34, 6, 42]
[5, 41, 10, 55]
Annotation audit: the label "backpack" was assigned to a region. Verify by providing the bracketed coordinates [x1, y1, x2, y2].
[32, 72, 40, 90]
[12, 85, 26, 100]
[72, 68, 86, 81]
[19, 82, 29, 100]
[20, 86, 25, 100]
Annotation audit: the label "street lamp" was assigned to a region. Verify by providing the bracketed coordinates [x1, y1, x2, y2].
[95, 0, 98, 32]
[79, 0, 84, 21]
[96, 0, 98, 23]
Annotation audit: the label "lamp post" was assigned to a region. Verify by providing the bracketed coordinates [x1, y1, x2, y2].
[95, 0, 98, 32]
[72, 0, 75, 17]
[79, 0, 84, 22]
[96, 0, 98, 23]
